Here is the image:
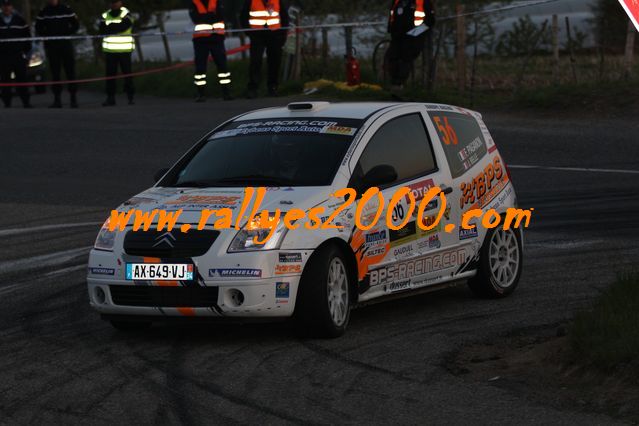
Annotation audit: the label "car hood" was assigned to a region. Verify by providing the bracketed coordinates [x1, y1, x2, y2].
[118, 186, 334, 225]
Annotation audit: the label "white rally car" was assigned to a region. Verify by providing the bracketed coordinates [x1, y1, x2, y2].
[88, 102, 523, 337]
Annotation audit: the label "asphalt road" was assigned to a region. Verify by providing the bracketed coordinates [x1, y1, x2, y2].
[1, 93, 638, 425]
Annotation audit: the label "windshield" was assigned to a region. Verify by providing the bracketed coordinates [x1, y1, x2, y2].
[168, 118, 362, 187]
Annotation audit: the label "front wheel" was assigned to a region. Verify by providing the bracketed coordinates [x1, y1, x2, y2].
[294, 244, 352, 338]
[468, 227, 523, 298]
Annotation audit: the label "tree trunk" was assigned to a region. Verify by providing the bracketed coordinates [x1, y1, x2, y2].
[156, 12, 172, 64]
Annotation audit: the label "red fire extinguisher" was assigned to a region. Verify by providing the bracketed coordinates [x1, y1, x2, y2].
[346, 48, 361, 86]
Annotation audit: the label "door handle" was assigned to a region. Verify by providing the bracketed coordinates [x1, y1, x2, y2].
[441, 186, 453, 195]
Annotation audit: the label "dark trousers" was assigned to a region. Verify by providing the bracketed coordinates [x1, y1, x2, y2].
[193, 36, 228, 87]
[0, 53, 30, 107]
[248, 31, 286, 91]
[387, 33, 425, 85]
[45, 41, 77, 96]
[105, 52, 134, 99]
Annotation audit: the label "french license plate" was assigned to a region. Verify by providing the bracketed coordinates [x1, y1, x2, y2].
[126, 263, 194, 281]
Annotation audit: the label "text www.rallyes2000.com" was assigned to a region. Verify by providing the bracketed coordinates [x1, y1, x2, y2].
[107, 187, 533, 244]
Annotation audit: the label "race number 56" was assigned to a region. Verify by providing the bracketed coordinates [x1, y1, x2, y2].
[433, 116, 459, 146]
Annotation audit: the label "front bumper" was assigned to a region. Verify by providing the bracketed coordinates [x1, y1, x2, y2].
[88, 276, 300, 318]
[87, 248, 308, 319]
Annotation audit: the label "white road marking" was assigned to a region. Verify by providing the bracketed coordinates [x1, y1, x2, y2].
[0, 246, 92, 275]
[0, 264, 87, 297]
[0, 222, 101, 237]
[510, 165, 639, 175]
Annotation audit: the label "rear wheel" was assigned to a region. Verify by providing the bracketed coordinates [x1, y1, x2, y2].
[468, 227, 522, 298]
[294, 244, 351, 338]
[110, 320, 151, 332]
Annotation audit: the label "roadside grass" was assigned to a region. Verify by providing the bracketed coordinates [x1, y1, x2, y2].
[72, 54, 639, 112]
[570, 272, 639, 377]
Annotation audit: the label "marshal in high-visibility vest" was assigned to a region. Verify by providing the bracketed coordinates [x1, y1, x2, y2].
[387, 0, 435, 88]
[390, 0, 427, 28]
[191, 0, 225, 37]
[100, 6, 135, 53]
[248, 0, 282, 30]
[189, 0, 232, 102]
[99, 1, 136, 106]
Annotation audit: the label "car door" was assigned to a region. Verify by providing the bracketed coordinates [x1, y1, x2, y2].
[346, 107, 459, 300]
[425, 106, 493, 252]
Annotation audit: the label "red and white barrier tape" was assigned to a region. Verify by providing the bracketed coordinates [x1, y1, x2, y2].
[0, 44, 249, 87]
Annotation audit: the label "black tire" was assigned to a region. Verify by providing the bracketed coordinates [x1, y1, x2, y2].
[468, 226, 523, 298]
[110, 320, 151, 332]
[294, 244, 352, 338]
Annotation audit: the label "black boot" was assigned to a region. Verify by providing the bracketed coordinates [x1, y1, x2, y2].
[49, 94, 62, 108]
[102, 96, 116, 107]
[127, 93, 135, 105]
[195, 86, 206, 103]
[70, 93, 78, 108]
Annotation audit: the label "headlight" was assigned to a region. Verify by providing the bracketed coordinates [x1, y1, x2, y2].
[228, 213, 288, 252]
[29, 51, 44, 68]
[94, 218, 116, 251]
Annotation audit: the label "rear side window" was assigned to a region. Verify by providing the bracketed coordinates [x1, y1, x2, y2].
[428, 111, 487, 179]
[351, 113, 437, 187]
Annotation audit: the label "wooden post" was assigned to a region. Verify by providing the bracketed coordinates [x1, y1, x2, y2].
[565, 16, 577, 83]
[321, 27, 329, 68]
[456, 4, 466, 93]
[551, 14, 559, 83]
[156, 12, 172, 64]
[623, 19, 636, 80]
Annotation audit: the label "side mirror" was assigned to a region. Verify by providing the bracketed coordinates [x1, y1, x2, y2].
[154, 168, 169, 183]
[361, 165, 398, 191]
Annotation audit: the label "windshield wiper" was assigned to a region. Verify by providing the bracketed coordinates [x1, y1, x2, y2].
[216, 175, 294, 186]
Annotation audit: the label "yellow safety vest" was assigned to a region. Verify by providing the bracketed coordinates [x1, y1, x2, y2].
[102, 7, 135, 53]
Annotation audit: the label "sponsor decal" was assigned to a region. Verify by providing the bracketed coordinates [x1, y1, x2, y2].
[209, 268, 262, 278]
[388, 279, 411, 293]
[279, 252, 302, 263]
[459, 227, 479, 240]
[460, 156, 508, 210]
[389, 221, 417, 243]
[417, 234, 441, 251]
[405, 179, 436, 203]
[275, 264, 302, 275]
[393, 244, 414, 258]
[365, 246, 386, 257]
[165, 195, 241, 210]
[365, 230, 388, 247]
[321, 125, 358, 136]
[89, 267, 115, 276]
[369, 248, 466, 286]
[276, 282, 290, 299]
[390, 220, 440, 247]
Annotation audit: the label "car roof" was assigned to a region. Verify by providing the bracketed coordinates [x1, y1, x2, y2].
[233, 101, 478, 121]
